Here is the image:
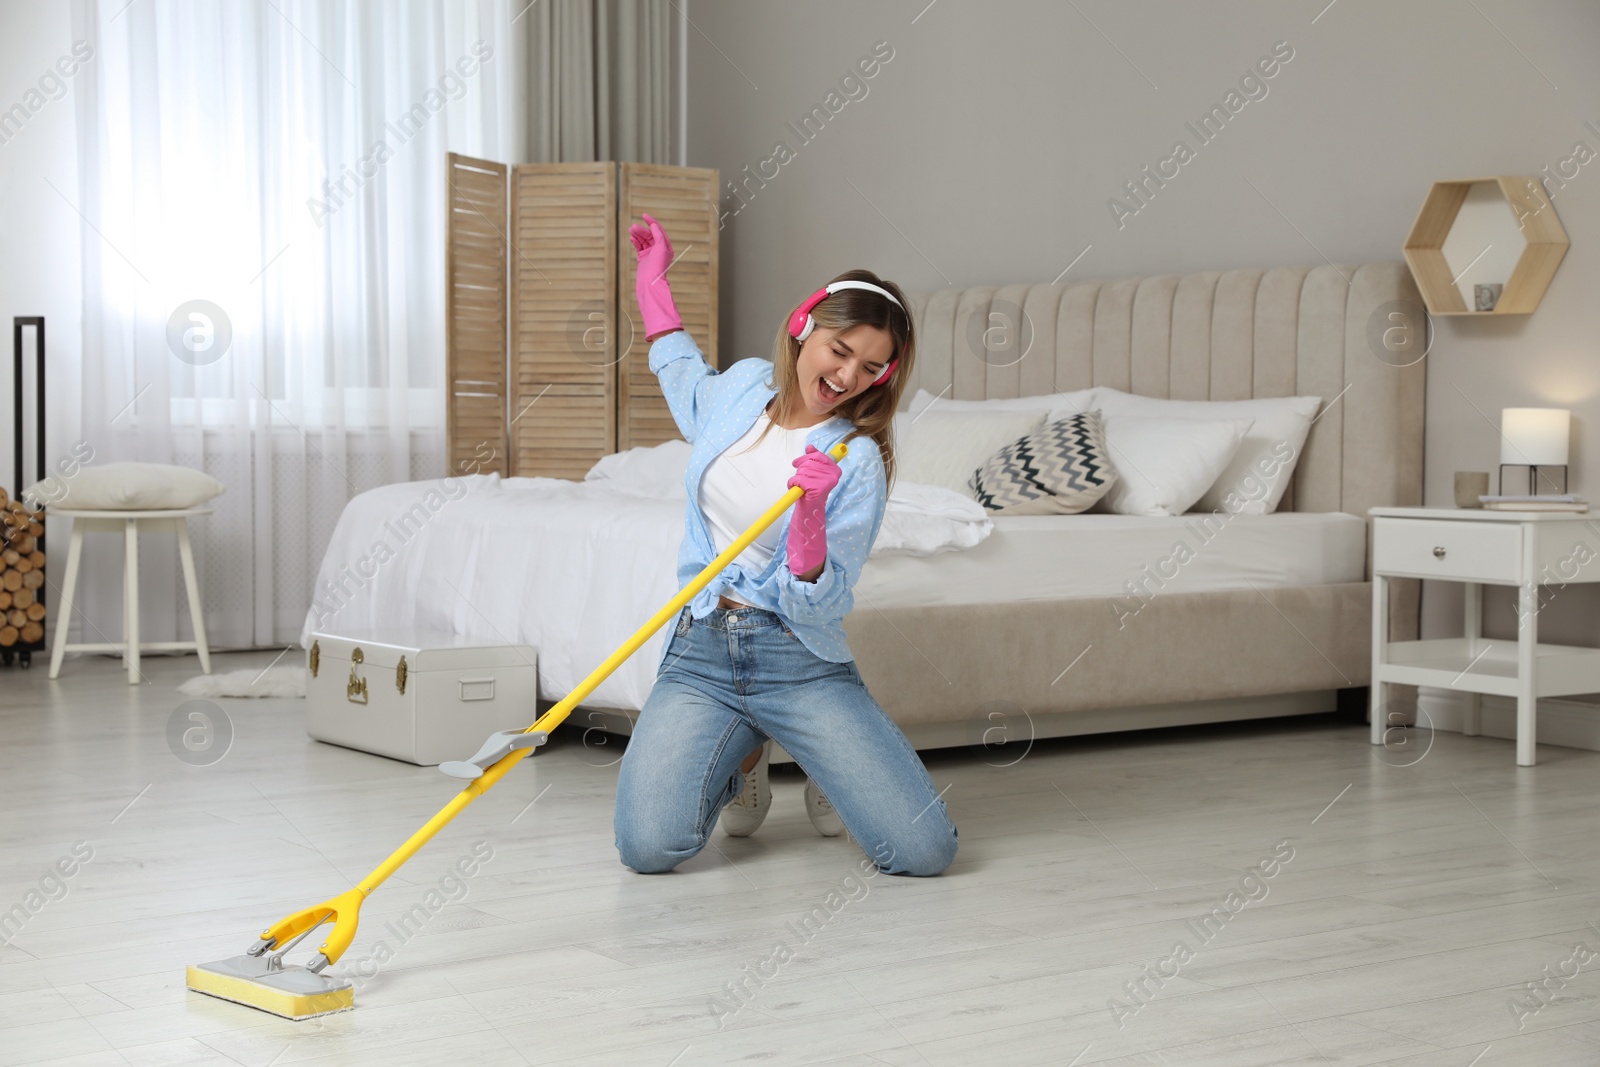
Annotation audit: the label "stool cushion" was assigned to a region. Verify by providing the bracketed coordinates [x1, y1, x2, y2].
[26, 462, 225, 510]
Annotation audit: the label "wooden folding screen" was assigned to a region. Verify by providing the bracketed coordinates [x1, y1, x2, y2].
[445, 155, 718, 479]
[509, 163, 617, 480]
[445, 153, 510, 477]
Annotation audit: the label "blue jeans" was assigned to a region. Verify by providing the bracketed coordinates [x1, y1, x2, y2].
[614, 604, 958, 876]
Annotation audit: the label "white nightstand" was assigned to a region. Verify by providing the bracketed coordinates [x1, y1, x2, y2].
[1369, 506, 1600, 766]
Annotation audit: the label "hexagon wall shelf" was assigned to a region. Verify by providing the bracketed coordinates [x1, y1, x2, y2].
[1402, 176, 1569, 316]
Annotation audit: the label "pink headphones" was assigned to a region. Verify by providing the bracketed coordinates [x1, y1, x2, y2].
[787, 280, 903, 386]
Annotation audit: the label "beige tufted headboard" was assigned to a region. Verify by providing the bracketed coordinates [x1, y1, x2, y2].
[901, 261, 1427, 576]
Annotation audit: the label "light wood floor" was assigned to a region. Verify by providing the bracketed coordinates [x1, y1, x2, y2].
[4, 649, 1600, 1065]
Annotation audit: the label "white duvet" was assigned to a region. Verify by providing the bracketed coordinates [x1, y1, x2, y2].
[300, 440, 991, 712]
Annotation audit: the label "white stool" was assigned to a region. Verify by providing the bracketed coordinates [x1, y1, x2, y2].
[48, 507, 213, 683]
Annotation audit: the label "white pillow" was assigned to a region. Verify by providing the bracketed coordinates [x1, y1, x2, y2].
[908, 386, 1099, 419]
[24, 462, 225, 510]
[1083, 389, 1321, 514]
[890, 409, 1045, 496]
[1093, 415, 1254, 517]
[872, 482, 994, 557]
[583, 439, 692, 499]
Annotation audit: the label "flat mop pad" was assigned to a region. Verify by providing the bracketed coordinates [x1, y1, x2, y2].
[187, 954, 353, 1020]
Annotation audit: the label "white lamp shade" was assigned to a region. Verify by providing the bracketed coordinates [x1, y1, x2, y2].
[1500, 408, 1570, 466]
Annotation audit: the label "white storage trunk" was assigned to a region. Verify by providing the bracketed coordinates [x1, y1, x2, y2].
[306, 629, 539, 766]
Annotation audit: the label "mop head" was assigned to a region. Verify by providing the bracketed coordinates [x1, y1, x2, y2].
[187, 954, 353, 1020]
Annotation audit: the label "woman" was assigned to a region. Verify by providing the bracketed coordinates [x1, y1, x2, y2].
[612, 213, 958, 876]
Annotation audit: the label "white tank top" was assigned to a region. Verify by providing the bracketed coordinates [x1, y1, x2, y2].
[698, 409, 820, 601]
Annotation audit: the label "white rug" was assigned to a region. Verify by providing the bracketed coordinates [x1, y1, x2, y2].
[178, 665, 307, 699]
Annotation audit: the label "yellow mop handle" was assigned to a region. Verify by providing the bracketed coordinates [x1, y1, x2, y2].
[265, 439, 848, 966]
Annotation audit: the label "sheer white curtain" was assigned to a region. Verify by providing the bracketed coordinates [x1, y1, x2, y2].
[68, 0, 524, 650]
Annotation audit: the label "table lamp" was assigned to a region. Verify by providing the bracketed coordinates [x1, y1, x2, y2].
[1499, 407, 1570, 495]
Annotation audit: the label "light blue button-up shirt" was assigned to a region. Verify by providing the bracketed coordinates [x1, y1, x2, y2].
[649, 330, 887, 665]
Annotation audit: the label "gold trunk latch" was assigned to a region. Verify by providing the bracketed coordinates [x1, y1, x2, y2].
[347, 646, 368, 705]
[396, 655, 408, 695]
[309, 640, 320, 678]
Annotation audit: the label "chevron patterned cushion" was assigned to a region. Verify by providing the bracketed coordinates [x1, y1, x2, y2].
[967, 410, 1117, 515]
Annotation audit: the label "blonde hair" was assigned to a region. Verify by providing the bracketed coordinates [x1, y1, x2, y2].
[739, 268, 915, 491]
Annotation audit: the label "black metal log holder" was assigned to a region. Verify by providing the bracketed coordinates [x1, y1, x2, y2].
[6, 317, 46, 667]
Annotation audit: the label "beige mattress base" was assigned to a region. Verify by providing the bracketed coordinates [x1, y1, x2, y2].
[561, 580, 1416, 758]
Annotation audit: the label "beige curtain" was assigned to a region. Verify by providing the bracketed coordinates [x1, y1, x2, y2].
[524, 0, 674, 163]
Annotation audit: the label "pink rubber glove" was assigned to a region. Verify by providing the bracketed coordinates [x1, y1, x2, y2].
[627, 212, 683, 342]
[786, 444, 842, 577]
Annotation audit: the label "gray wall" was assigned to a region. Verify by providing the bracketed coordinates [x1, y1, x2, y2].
[686, 0, 1600, 657]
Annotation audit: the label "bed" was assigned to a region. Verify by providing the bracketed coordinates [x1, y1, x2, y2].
[303, 260, 1424, 752]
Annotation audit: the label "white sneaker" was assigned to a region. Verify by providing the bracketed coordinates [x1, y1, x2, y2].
[719, 741, 772, 837]
[804, 777, 844, 837]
